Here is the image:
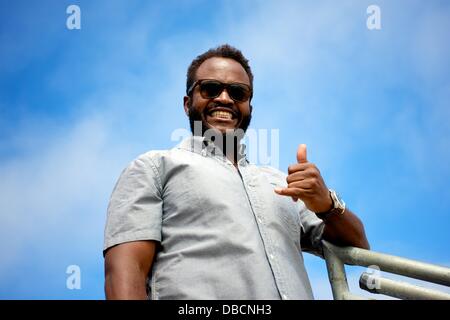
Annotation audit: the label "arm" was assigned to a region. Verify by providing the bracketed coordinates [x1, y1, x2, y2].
[104, 240, 157, 300]
[322, 208, 370, 249]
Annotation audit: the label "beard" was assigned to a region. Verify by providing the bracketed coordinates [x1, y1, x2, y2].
[187, 100, 252, 138]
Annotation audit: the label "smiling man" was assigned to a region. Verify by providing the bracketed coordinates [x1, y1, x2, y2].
[103, 44, 369, 300]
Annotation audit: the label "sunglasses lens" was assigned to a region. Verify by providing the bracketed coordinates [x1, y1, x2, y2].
[229, 84, 251, 102]
[198, 80, 251, 102]
[200, 81, 223, 99]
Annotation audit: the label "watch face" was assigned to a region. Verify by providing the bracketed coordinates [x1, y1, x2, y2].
[336, 192, 344, 206]
[315, 190, 346, 219]
[330, 189, 345, 214]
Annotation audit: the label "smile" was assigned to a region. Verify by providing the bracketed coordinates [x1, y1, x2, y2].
[211, 110, 233, 120]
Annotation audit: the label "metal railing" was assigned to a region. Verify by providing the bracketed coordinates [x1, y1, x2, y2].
[322, 240, 450, 300]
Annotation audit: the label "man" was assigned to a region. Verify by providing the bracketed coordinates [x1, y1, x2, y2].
[103, 44, 369, 300]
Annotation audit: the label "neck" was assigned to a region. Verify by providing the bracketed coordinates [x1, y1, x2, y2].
[221, 138, 240, 165]
[207, 133, 244, 165]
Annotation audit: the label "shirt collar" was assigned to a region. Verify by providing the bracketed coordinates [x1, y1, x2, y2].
[177, 135, 248, 164]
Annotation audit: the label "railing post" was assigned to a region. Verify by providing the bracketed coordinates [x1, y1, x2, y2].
[323, 241, 351, 300]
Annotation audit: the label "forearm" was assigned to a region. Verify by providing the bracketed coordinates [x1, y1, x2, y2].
[321, 208, 370, 250]
[104, 240, 156, 300]
[105, 268, 148, 299]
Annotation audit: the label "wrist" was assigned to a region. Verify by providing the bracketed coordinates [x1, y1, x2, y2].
[315, 189, 346, 221]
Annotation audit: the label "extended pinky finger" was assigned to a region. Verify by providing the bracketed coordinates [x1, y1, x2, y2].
[274, 187, 307, 198]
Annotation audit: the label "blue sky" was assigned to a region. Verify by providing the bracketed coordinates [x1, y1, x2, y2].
[0, 0, 449, 299]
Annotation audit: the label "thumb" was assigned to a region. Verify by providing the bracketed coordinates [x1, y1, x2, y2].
[297, 144, 307, 163]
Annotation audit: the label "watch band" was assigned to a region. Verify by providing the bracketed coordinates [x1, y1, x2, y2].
[316, 189, 346, 220]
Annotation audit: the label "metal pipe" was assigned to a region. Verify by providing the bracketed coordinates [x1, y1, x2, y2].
[322, 241, 450, 287]
[322, 242, 373, 300]
[342, 292, 374, 300]
[323, 242, 350, 300]
[359, 273, 450, 300]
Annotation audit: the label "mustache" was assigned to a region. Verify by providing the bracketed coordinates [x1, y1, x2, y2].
[205, 102, 240, 116]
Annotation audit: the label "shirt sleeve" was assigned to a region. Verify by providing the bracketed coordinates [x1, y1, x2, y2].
[299, 204, 325, 258]
[103, 154, 163, 255]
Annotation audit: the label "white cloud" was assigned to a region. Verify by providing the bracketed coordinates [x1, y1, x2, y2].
[0, 115, 132, 279]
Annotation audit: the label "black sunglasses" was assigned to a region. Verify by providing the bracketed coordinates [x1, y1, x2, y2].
[187, 79, 252, 102]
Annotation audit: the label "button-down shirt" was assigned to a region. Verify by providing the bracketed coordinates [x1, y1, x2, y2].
[104, 136, 325, 300]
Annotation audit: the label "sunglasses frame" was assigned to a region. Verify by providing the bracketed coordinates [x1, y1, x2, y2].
[187, 79, 252, 102]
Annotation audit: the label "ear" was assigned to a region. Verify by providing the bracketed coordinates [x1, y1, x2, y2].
[183, 96, 190, 116]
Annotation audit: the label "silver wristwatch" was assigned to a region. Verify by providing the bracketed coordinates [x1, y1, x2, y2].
[316, 189, 346, 220]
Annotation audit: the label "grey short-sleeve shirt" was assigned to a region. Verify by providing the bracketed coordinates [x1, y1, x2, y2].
[104, 136, 325, 300]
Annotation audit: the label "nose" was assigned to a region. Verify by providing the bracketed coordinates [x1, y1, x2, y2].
[214, 88, 233, 105]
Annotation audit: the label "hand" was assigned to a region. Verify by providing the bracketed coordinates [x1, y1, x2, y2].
[274, 144, 333, 213]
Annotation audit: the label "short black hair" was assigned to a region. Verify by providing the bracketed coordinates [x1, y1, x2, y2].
[186, 44, 254, 96]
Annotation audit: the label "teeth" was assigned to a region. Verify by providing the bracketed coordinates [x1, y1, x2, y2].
[211, 110, 233, 120]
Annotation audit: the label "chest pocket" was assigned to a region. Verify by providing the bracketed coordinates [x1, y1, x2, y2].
[258, 171, 302, 243]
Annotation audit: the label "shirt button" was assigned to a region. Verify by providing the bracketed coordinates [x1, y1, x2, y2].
[269, 254, 274, 260]
[282, 294, 288, 300]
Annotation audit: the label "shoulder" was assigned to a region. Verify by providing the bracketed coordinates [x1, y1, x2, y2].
[135, 149, 168, 166]
[124, 145, 192, 176]
[117, 149, 170, 180]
